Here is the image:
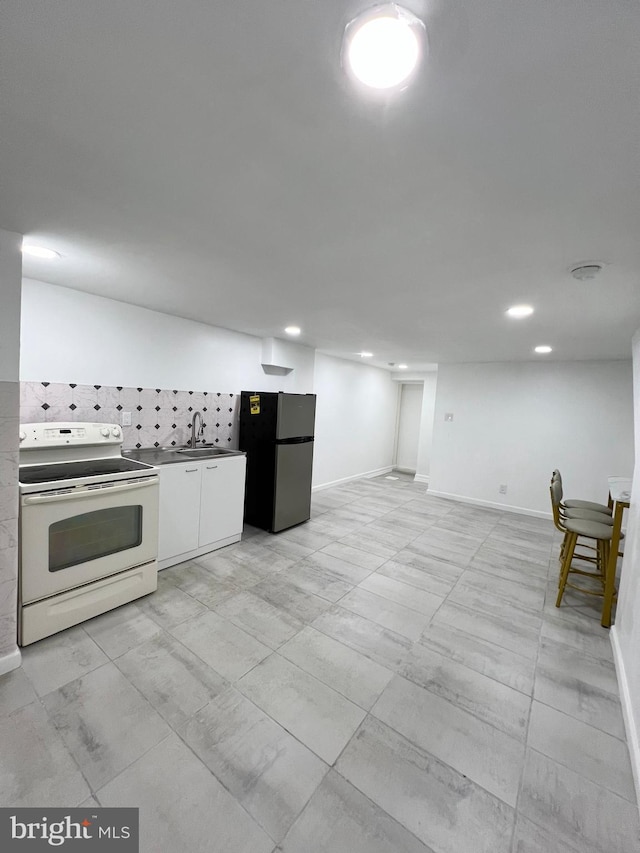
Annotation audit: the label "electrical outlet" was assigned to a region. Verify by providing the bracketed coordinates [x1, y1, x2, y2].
[499, 484, 508, 494]
[121, 411, 132, 426]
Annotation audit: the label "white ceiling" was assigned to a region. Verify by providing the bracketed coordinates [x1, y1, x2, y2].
[1, 0, 640, 369]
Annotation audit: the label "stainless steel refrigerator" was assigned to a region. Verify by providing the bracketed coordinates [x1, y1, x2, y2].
[239, 391, 316, 533]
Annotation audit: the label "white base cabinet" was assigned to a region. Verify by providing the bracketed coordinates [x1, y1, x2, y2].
[198, 458, 246, 547]
[157, 455, 246, 569]
[158, 462, 202, 561]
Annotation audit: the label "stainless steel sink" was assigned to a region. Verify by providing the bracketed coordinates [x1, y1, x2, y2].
[176, 447, 233, 458]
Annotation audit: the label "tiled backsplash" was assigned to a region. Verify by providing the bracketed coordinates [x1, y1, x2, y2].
[20, 382, 239, 450]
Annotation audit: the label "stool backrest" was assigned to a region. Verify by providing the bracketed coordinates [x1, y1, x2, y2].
[551, 472, 564, 500]
[549, 480, 566, 532]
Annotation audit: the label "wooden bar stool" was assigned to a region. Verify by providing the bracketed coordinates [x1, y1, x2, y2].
[554, 500, 615, 617]
[549, 481, 612, 575]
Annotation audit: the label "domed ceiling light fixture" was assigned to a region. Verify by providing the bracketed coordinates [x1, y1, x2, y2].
[343, 4, 426, 91]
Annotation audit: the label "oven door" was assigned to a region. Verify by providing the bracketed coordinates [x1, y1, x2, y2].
[20, 477, 159, 604]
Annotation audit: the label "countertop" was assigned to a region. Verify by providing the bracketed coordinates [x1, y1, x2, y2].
[123, 446, 245, 466]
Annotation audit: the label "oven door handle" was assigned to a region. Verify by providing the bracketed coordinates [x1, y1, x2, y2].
[22, 477, 159, 505]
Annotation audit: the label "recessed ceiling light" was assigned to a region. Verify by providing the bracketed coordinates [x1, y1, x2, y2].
[398, 364, 408, 369]
[534, 345, 553, 354]
[570, 263, 603, 281]
[344, 5, 425, 90]
[21, 243, 60, 260]
[360, 351, 373, 358]
[284, 326, 301, 336]
[506, 304, 534, 318]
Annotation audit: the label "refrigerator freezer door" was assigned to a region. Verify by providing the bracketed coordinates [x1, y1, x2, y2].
[276, 394, 316, 440]
[272, 441, 314, 532]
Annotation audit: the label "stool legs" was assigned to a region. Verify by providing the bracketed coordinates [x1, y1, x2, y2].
[556, 531, 577, 606]
[557, 533, 600, 587]
[556, 532, 610, 615]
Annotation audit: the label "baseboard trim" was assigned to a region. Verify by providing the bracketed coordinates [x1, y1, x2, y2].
[426, 490, 552, 520]
[313, 467, 393, 492]
[610, 625, 640, 812]
[413, 473, 429, 484]
[0, 647, 22, 677]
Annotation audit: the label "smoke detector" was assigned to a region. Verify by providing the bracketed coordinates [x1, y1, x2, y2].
[570, 263, 604, 281]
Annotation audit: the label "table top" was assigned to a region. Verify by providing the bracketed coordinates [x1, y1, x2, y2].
[608, 476, 633, 504]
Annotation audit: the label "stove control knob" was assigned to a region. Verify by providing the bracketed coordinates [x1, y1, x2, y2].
[100, 427, 110, 438]
[19, 430, 26, 442]
[111, 426, 121, 437]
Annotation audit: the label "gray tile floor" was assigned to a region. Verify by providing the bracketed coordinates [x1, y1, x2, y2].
[3, 473, 640, 852]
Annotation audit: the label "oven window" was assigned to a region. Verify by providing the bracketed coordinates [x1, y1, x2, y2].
[49, 506, 143, 572]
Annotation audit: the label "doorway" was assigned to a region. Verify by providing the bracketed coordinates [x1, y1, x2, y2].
[395, 383, 423, 473]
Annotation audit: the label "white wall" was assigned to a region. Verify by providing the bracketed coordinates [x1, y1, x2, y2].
[415, 371, 438, 483]
[395, 383, 423, 472]
[20, 280, 315, 393]
[0, 229, 22, 675]
[611, 329, 640, 807]
[312, 353, 398, 489]
[429, 360, 634, 516]
[21, 280, 400, 489]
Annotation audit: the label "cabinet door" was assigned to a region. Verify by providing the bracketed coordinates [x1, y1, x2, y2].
[199, 456, 247, 547]
[273, 441, 313, 532]
[158, 463, 202, 560]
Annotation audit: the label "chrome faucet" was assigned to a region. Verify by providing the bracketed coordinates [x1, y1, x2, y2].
[189, 411, 203, 448]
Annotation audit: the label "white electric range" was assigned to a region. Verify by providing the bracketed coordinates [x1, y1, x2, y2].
[18, 422, 160, 645]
